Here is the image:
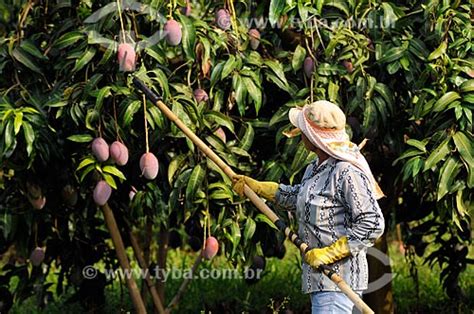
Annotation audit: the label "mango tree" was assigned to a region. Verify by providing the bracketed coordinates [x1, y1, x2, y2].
[0, 0, 472, 313]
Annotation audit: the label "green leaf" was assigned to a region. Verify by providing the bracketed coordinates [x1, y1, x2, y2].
[229, 222, 242, 256]
[265, 71, 291, 94]
[73, 47, 96, 72]
[178, 15, 196, 60]
[381, 2, 399, 25]
[22, 121, 34, 156]
[103, 166, 126, 180]
[4, 120, 13, 151]
[149, 68, 170, 100]
[77, 158, 95, 171]
[298, 1, 308, 21]
[12, 47, 42, 74]
[411, 157, 424, 178]
[437, 157, 461, 200]
[409, 38, 429, 60]
[453, 131, 474, 169]
[460, 79, 474, 93]
[374, 83, 394, 114]
[392, 148, 424, 165]
[171, 100, 194, 137]
[328, 81, 339, 103]
[209, 190, 233, 200]
[85, 109, 100, 131]
[362, 99, 375, 131]
[185, 164, 205, 206]
[269, 0, 285, 26]
[98, 43, 116, 65]
[54, 31, 84, 49]
[148, 106, 165, 129]
[372, 96, 387, 125]
[264, 60, 288, 87]
[386, 61, 401, 75]
[21, 40, 47, 60]
[103, 173, 117, 189]
[221, 55, 236, 79]
[254, 213, 277, 230]
[122, 100, 141, 127]
[424, 138, 451, 171]
[317, 63, 343, 76]
[290, 143, 309, 174]
[229, 146, 251, 158]
[467, 165, 474, 188]
[406, 139, 427, 153]
[79, 164, 95, 183]
[292, 45, 306, 71]
[233, 74, 247, 116]
[246, 51, 263, 66]
[205, 111, 235, 133]
[242, 77, 262, 114]
[428, 41, 447, 61]
[455, 189, 468, 219]
[433, 91, 461, 112]
[210, 61, 224, 87]
[377, 46, 406, 63]
[95, 86, 111, 111]
[67, 134, 93, 143]
[239, 122, 254, 151]
[168, 154, 188, 185]
[269, 106, 290, 127]
[208, 182, 233, 200]
[13, 112, 23, 135]
[324, 0, 350, 16]
[266, 161, 285, 182]
[243, 217, 256, 242]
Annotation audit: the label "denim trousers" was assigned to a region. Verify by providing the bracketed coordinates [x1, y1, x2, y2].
[310, 291, 362, 314]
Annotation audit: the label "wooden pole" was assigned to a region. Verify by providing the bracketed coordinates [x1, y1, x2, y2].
[129, 232, 166, 314]
[133, 77, 374, 314]
[102, 203, 147, 314]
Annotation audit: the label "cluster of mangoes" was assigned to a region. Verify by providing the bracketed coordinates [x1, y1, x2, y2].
[91, 138, 159, 206]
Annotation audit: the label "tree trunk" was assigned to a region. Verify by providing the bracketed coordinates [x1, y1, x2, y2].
[365, 232, 394, 314]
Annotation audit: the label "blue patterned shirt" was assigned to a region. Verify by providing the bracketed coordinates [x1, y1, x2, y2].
[275, 157, 385, 293]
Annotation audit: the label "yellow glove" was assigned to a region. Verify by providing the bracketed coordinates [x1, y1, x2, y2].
[304, 236, 351, 269]
[232, 175, 279, 201]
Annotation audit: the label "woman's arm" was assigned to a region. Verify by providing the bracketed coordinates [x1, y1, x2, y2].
[274, 184, 301, 211]
[337, 166, 385, 254]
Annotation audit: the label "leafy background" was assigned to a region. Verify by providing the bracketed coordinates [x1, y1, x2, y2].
[0, 0, 472, 312]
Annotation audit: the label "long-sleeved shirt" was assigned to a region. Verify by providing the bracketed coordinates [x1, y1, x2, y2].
[275, 157, 385, 293]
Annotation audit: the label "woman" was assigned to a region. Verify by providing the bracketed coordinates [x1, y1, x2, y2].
[233, 100, 385, 313]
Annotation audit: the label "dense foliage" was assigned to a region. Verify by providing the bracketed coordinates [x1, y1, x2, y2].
[0, 0, 472, 311]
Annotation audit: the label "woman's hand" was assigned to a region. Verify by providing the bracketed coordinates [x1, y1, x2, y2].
[305, 236, 351, 269]
[231, 175, 279, 201]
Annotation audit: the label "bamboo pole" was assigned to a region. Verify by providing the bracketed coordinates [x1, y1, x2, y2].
[102, 203, 147, 314]
[129, 232, 166, 314]
[133, 77, 374, 314]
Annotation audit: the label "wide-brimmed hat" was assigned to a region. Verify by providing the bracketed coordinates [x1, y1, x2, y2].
[288, 100, 384, 199]
[289, 100, 346, 131]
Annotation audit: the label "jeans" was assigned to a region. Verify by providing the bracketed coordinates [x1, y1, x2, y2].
[310, 291, 362, 314]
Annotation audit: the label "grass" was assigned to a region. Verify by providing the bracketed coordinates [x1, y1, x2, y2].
[9, 240, 473, 313]
[389, 242, 474, 314]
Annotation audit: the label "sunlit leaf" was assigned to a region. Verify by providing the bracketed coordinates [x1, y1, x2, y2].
[437, 157, 461, 200]
[67, 134, 93, 143]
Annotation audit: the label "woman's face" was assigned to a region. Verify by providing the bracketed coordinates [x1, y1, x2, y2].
[301, 133, 317, 152]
